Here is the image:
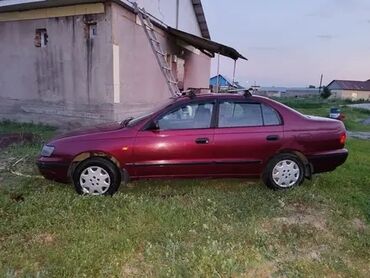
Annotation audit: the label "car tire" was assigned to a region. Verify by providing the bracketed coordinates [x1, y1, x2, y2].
[73, 157, 121, 196]
[262, 153, 305, 190]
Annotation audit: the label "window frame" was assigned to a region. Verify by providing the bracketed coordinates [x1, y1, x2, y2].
[143, 99, 217, 131]
[215, 99, 283, 128]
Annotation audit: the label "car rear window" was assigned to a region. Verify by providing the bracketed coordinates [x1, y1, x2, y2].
[218, 101, 281, 127]
[219, 102, 263, 127]
[261, 104, 281, 125]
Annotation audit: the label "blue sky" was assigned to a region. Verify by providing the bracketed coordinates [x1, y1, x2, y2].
[202, 0, 370, 87]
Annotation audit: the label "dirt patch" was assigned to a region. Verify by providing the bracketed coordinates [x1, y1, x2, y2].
[121, 246, 153, 277]
[352, 218, 367, 233]
[0, 133, 36, 149]
[33, 233, 56, 245]
[264, 202, 328, 231]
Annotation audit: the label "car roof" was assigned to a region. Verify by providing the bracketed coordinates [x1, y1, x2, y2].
[173, 93, 269, 102]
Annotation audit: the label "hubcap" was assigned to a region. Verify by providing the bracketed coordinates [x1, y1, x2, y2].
[272, 159, 300, 188]
[79, 166, 111, 195]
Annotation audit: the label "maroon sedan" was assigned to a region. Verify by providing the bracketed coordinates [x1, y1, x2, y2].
[37, 93, 348, 195]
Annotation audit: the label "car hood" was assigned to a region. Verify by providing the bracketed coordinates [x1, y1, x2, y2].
[52, 122, 123, 140]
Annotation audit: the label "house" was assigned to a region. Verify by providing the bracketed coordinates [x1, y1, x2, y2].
[0, 0, 245, 126]
[209, 74, 244, 92]
[327, 80, 370, 100]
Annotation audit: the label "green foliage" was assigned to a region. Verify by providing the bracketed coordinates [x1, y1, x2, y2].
[320, 86, 332, 99]
[279, 97, 370, 132]
[0, 121, 369, 277]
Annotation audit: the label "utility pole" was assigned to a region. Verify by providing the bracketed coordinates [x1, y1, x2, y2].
[232, 60, 237, 87]
[216, 53, 220, 93]
[318, 74, 323, 96]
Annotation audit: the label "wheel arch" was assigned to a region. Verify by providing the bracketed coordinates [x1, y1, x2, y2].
[68, 151, 127, 181]
[267, 149, 312, 179]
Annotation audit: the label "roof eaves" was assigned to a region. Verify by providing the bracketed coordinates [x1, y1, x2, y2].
[191, 0, 210, 39]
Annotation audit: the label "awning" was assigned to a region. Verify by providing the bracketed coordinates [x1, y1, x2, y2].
[168, 27, 247, 61]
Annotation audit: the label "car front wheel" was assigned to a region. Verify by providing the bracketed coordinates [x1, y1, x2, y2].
[262, 154, 304, 190]
[73, 157, 121, 195]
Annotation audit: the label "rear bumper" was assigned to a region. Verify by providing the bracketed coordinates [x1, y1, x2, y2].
[36, 157, 70, 183]
[307, 148, 348, 174]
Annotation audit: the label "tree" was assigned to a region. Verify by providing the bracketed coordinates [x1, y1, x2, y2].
[321, 86, 331, 99]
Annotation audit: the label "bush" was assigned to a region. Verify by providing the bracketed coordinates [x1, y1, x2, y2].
[321, 86, 331, 99]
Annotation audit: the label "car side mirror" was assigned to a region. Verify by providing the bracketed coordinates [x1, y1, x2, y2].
[147, 120, 160, 131]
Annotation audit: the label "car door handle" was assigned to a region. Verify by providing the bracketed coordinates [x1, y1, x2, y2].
[266, 135, 279, 141]
[195, 137, 209, 144]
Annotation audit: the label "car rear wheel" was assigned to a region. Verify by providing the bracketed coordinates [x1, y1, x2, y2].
[262, 153, 304, 190]
[73, 157, 121, 195]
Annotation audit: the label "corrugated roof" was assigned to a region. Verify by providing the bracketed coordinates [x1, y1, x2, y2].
[327, 80, 370, 91]
[168, 27, 247, 60]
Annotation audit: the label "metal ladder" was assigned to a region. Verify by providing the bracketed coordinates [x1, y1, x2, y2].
[134, 3, 181, 97]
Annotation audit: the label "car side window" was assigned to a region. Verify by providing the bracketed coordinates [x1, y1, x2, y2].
[219, 101, 263, 127]
[157, 102, 214, 130]
[261, 104, 281, 125]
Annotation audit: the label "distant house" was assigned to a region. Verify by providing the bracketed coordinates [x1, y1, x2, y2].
[209, 74, 244, 92]
[327, 80, 370, 100]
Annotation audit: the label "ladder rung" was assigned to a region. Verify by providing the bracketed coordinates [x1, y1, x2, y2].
[144, 21, 153, 28]
[162, 66, 171, 70]
[150, 38, 160, 44]
[155, 50, 165, 56]
[168, 81, 177, 84]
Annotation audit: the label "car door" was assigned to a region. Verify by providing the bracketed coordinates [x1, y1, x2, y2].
[131, 100, 217, 178]
[213, 99, 284, 177]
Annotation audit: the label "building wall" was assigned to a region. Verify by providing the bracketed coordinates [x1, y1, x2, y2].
[111, 2, 210, 121]
[330, 90, 370, 100]
[132, 0, 202, 36]
[0, 1, 211, 125]
[0, 3, 114, 126]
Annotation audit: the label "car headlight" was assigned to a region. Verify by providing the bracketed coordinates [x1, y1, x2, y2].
[41, 145, 55, 157]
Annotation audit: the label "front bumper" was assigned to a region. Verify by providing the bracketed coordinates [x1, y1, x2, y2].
[307, 148, 348, 174]
[36, 157, 70, 183]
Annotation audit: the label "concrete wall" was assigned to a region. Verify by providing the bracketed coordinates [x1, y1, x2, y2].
[0, 1, 211, 125]
[331, 90, 370, 100]
[111, 2, 210, 121]
[0, 3, 113, 126]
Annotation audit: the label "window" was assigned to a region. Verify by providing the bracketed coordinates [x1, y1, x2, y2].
[219, 102, 263, 127]
[261, 104, 281, 125]
[35, 29, 48, 47]
[89, 23, 97, 39]
[157, 102, 214, 130]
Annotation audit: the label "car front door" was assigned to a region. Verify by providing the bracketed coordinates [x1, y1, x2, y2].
[131, 100, 217, 178]
[213, 100, 284, 177]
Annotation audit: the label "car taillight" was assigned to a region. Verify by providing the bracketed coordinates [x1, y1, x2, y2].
[339, 133, 346, 145]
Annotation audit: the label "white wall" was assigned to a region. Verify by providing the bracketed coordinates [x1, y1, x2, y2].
[128, 0, 202, 36]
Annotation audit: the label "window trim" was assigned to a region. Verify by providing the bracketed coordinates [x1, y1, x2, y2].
[216, 100, 283, 129]
[143, 99, 217, 131]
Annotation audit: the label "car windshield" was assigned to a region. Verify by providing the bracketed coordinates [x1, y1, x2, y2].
[122, 98, 177, 127]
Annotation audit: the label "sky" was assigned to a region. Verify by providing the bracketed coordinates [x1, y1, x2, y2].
[202, 0, 370, 87]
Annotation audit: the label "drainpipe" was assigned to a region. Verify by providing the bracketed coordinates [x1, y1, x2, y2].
[176, 0, 179, 29]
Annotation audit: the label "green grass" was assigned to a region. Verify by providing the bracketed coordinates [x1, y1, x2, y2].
[0, 121, 369, 277]
[278, 97, 370, 132]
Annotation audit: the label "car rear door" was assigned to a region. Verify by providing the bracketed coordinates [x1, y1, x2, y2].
[213, 99, 284, 177]
[131, 99, 218, 178]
